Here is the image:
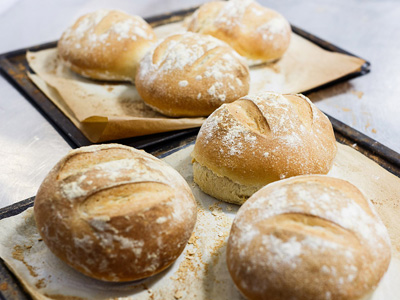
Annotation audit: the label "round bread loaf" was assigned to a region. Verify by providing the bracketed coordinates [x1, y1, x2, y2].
[135, 32, 250, 117]
[192, 92, 337, 205]
[34, 144, 197, 282]
[227, 175, 392, 300]
[187, 0, 291, 63]
[58, 10, 157, 82]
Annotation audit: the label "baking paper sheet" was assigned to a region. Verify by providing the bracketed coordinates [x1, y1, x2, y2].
[1, 143, 400, 300]
[26, 21, 365, 143]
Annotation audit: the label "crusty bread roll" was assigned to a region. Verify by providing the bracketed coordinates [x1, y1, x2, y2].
[135, 32, 250, 117]
[58, 10, 157, 82]
[34, 144, 197, 282]
[227, 175, 391, 300]
[187, 0, 291, 63]
[192, 92, 337, 205]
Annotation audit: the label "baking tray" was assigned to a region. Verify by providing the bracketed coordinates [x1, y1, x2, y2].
[1, 121, 400, 299]
[0, 6, 370, 150]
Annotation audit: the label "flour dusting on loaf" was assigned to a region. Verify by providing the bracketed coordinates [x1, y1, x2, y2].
[192, 92, 337, 204]
[34, 144, 197, 282]
[187, 0, 291, 62]
[61, 10, 153, 45]
[135, 32, 250, 117]
[58, 10, 157, 81]
[227, 175, 391, 300]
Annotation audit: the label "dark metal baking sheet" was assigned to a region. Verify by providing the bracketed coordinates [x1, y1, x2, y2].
[0, 6, 369, 150]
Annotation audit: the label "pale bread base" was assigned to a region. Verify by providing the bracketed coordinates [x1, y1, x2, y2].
[193, 161, 262, 205]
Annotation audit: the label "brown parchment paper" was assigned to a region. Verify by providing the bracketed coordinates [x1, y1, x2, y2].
[26, 21, 365, 143]
[1, 143, 400, 300]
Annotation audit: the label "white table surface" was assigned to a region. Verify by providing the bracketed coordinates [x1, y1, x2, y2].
[1, 0, 399, 208]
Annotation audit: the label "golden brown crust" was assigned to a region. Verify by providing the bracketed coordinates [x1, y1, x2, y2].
[34, 144, 197, 282]
[227, 175, 392, 300]
[58, 10, 157, 82]
[135, 32, 250, 117]
[187, 0, 291, 62]
[192, 92, 337, 203]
